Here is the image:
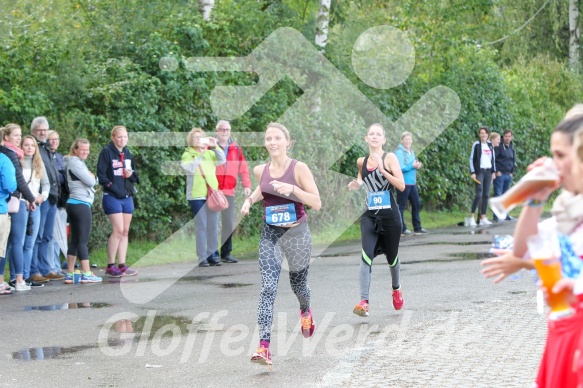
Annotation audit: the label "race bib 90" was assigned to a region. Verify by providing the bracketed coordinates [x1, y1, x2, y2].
[266, 204, 297, 226]
[367, 191, 391, 210]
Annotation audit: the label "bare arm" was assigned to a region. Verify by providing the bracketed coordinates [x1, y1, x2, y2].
[270, 162, 322, 210]
[347, 157, 364, 190]
[240, 164, 265, 215]
[374, 152, 405, 192]
[481, 249, 535, 284]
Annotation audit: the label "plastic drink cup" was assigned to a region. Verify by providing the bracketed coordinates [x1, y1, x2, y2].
[527, 234, 574, 320]
[490, 160, 558, 220]
[124, 159, 131, 169]
[73, 270, 81, 285]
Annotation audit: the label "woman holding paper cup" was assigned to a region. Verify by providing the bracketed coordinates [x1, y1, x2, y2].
[468, 126, 496, 226]
[181, 128, 225, 267]
[97, 125, 139, 277]
[240, 122, 321, 367]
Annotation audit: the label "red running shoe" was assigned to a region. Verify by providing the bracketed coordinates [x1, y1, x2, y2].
[300, 309, 315, 338]
[251, 346, 272, 366]
[353, 300, 369, 317]
[392, 288, 404, 310]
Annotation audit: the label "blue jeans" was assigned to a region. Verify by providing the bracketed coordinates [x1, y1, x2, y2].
[189, 199, 219, 263]
[493, 173, 513, 197]
[397, 185, 422, 232]
[33, 200, 57, 276]
[7, 202, 41, 279]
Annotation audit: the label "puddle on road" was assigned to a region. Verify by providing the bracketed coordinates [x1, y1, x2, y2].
[180, 275, 227, 282]
[404, 252, 490, 265]
[411, 241, 490, 246]
[12, 345, 97, 361]
[449, 252, 492, 260]
[220, 283, 252, 288]
[24, 302, 111, 311]
[14, 314, 198, 361]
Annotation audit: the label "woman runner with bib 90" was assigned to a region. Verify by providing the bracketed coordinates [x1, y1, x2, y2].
[348, 123, 406, 317]
[240, 122, 321, 367]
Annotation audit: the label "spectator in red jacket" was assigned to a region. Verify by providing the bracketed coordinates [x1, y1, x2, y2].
[214, 120, 252, 263]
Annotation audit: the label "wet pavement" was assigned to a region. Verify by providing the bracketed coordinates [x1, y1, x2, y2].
[0, 220, 546, 387]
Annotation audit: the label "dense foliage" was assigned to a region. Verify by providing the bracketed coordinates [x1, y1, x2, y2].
[1, 0, 582, 249]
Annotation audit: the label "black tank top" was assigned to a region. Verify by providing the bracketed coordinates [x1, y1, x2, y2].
[360, 154, 398, 218]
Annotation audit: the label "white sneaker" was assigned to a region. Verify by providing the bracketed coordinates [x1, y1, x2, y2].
[480, 218, 492, 226]
[15, 282, 31, 292]
[469, 218, 477, 227]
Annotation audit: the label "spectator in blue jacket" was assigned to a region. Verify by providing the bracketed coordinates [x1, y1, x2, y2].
[395, 132, 428, 236]
[0, 151, 17, 294]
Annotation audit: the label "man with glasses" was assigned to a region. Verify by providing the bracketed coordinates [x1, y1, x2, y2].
[214, 120, 251, 263]
[47, 130, 68, 273]
[30, 117, 64, 282]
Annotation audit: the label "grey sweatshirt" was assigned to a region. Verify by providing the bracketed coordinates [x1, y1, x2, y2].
[63, 156, 98, 205]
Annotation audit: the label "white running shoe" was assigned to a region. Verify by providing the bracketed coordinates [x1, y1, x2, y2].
[480, 218, 492, 225]
[469, 218, 477, 227]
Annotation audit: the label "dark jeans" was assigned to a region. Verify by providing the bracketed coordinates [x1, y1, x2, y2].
[219, 195, 236, 258]
[471, 169, 493, 215]
[397, 185, 421, 232]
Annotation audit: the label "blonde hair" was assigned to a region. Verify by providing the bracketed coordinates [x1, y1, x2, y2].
[20, 135, 44, 179]
[1, 123, 21, 143]
[575, 127, 583, 165]
[111, 125, 128, 140]
[47, 130, 59, 140]
[187, 128, 205, 147]
[489, 132, 500, 141]
[401, 131, 412, 141]
[69, 138, 91, 156]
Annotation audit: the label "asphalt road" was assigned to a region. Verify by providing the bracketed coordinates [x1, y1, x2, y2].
[0, 220, 545, 387]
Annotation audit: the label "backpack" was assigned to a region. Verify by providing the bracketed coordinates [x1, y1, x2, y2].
[57, 169, 69, 208]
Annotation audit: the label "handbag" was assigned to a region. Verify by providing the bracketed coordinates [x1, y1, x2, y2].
[198, 165, 228, 212]
[8, 195, 20, 214]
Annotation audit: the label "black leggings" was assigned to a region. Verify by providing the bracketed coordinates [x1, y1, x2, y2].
[66, 203, 92, 261]
[471, 169, 492, 214]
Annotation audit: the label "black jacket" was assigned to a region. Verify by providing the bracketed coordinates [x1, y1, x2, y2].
[0, 145, 36, 203]
[96, 142, 139, 199]
[494, 142, 515, 174]
[469, 141, 496, 174]
[37, 140, 60, 204]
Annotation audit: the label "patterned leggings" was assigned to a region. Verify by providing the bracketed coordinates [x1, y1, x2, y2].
[258, 222, 312, 342]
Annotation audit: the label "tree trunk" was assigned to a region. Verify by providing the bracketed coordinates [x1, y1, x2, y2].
[315, 0, 331, 51]
[569, 0, 580, 70]
[198, 0, 214, 21]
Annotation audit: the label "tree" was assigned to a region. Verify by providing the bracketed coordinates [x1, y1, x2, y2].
[315, 0, 331, 51]
[569, 0, 580, 70]
[198, 0, 214, 20]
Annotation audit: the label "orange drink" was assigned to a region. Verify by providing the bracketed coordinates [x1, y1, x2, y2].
[527, 234, 574, 320]
[532, 257, 573, 319]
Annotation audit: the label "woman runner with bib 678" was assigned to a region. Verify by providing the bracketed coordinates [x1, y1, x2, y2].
[240, 122, 321, 367]
[348, 123, 406, 317]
